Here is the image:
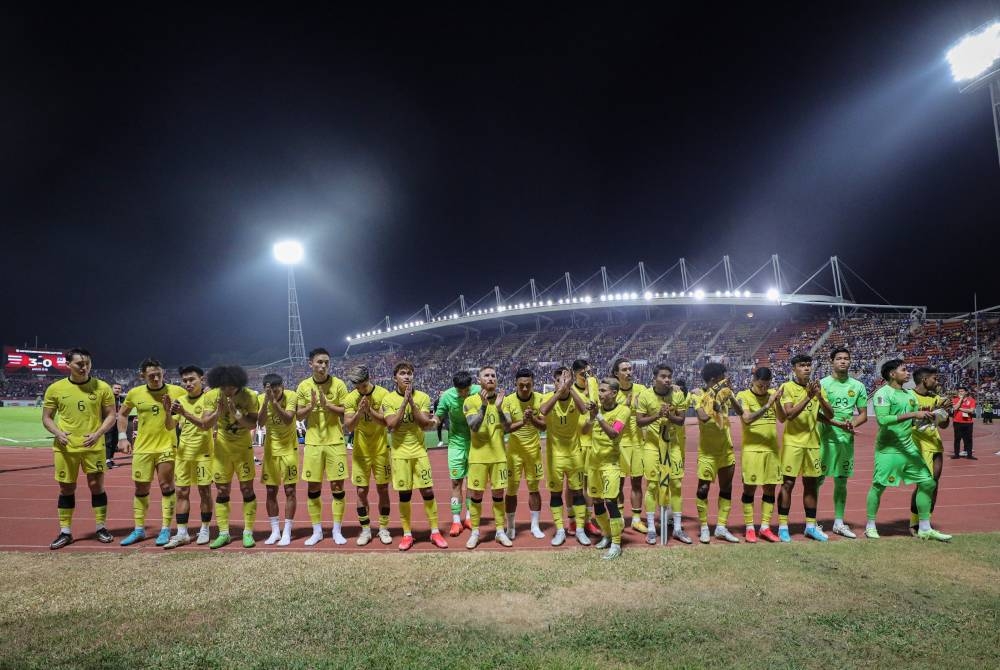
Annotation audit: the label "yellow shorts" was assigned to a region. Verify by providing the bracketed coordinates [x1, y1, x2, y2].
[468, 461, 508, 492]
[587, 463, 622, 500]
[697, 450, 736, 482]
[920, 447, 942, 474]
[302, 443, 348, 483]
[781, 445, 821, 478]
[546, 448, 584, 492]
[351, 445, 391, 487]
[741, 450, 782, 486]
[132, 450, 175, 483]
[619, 444, 644, 478]
[53, 449, 104, 484]
[392, 454, 433, 492]
[175, 452, 213, 487]
[262, 452, 299, 486]
[213, 447, 255, 484]
[506, 445, 544, 494]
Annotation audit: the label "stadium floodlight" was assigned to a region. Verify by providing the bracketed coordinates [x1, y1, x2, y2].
[715, 290, 722, 297]
[947, 21, 1000, 82]
[584, 295, 592, 303]
[644, 291, 652, 300]
[766, 288, 780, 301]
[743, 290, 751, 298]
[694, 289, 705, 300]
[273, 240, 304, 265]
[273, 240, 306, 364]
[947, 20, 1000, 167]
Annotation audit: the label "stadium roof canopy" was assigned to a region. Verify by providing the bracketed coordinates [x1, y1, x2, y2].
[343, 255, 926, 351]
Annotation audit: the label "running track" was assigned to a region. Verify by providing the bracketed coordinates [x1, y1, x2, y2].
[2, 419, 997, 552]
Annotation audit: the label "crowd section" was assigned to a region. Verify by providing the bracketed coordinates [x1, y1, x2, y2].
[4, 316, 998, 409]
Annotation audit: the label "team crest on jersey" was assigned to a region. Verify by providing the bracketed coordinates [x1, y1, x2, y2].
[785, 465, 792, 472]
[89, 394, 97, 400]
[305, 470, 312, 478]
[888, 475, 896, 483]
[473, 479, 480, 487]
[847, 390, 855, 397]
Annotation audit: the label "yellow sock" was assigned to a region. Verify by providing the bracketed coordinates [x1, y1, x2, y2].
[423, 498, 439, 531]
[669, 479, 683, 514]
[307, 495, 322, 524]
[551, 505, 564, 530]
[94, 503, 107, 526]
[217, 500, 231, 534]
[332, 495, 345, 523]
[379, 513, 390, 528]
[643, 486, 657, 514]
[718, 496, 732, 526]
[743, 502, 754, 525]
[400, 501, 412, 534]
[134, 495, 150, 528]
[696, 497, 708, 525]
[805, 516, 816, 527]
[58, 507, 74, 530]
[161, 492, 175, 529]
[762, 499, 775, 528]
[243, 498, 257, 533]
[909, 512, 919, 527]
[572, 503, 587, 528]
[469, 500, 482, 530]
[778, 513, 789, 527]
[610, 516, 624, 545]
[596, 510, 611, 537]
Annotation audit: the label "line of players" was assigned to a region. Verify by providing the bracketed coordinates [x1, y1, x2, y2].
[42, 345, 953, 556]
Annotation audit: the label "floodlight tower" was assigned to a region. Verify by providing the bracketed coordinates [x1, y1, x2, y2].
[947, 20, 1000, 168]
[273, 240, 307, 366]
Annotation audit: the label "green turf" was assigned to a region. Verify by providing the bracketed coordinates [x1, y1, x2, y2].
[0, 406, 49, 446]
[1, 535, 998, 669]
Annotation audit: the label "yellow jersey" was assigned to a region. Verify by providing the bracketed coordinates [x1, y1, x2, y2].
[615, 382, 646, 447]
[464, 394, 507, 464]
[695, 387, 734, 456]
[176, 391, 215, 456]
[208, 387, 259, 451]
[780, 382, 826, 449]
[503, 391, 543, 452]
[542, 392, 582, 456]
[669, 389, 690, 446]
[574, 378, 599, 446]
[637, 386, 672, 452]
[380, 389, 431, 459]
[295, 375, 349, 445]
[125, 383, 186, 453]
[911, 391, 944, 454]
[43, 377, 115, 452]
[590, 403, 631, 466]
[261, 389, 298, 456]
[735, 389, 779, 454]
[344, 385, 390, 453]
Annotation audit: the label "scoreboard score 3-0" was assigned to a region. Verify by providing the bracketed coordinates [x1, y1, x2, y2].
[4, 348, 70, 374]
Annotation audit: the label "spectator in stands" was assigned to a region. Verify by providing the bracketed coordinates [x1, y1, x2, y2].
[951, 387, 976, 460]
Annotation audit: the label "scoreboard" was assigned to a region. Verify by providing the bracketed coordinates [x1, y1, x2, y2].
[4, 347, 70, 375]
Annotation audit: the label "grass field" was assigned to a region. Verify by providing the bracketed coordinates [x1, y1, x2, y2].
[2, 535, 998, 669]
[0, 406, 451, 449]
[0, 406, 49, 446]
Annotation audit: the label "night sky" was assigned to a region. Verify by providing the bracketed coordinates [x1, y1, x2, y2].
[5, 3, 1000, 367]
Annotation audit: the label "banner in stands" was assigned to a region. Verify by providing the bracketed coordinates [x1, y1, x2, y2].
[4, 347, 69, 374]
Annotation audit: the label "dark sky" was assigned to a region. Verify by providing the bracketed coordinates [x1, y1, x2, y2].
[5, 3, 1000, 367]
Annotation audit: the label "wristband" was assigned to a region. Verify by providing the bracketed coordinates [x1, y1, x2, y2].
[117, 432, 127, 441]
[596, 413, 604, 422]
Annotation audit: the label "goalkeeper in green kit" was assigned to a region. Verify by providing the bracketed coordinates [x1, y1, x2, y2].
[864, 359, 951, 542]
[817, 348, 868, 538]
